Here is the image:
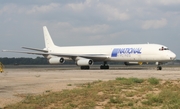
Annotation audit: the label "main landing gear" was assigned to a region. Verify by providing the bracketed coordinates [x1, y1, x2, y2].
[100, 61, 109, 69]
[80, 61, 110, 70]
[156, 62, 162, 70]
[81, 66, 90, 70]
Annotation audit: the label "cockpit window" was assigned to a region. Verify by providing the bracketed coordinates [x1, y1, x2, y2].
[164, 48, 169, 50]
[159, 47, 169, 51]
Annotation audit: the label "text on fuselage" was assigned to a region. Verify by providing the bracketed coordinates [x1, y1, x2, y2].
[111, 48, 142, 57]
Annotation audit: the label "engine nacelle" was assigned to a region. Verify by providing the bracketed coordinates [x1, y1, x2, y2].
[76, 59, 93, 66]
[49, 57, 65, 64]
[124, 62, 143, 66]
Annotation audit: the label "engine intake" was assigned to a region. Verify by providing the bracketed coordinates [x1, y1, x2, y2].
[49, 57, 65, 64]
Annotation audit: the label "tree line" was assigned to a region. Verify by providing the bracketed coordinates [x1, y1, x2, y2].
[0, 57, 122, 65]
[0, 57, 49, 65]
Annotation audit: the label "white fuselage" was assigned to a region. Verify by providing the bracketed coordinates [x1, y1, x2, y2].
[47, 43, 176, 62]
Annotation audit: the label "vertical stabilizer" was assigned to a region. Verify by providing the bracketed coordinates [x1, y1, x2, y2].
[43, 26, 55, 49]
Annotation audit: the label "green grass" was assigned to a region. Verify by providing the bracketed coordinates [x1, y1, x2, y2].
[148, 77, 159, 85]
[4, 77, 180, 109]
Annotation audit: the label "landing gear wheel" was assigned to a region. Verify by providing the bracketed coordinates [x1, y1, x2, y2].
[157, 66, 162, 70]
[100, 65, 109, 69]
[81, 66, 90, 70]
[100, 61, 109, 69]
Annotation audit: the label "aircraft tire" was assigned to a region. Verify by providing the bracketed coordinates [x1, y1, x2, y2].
[81, 66, 90, 70]
[157, 66, 162, 70]
[100, 65, 109, 69]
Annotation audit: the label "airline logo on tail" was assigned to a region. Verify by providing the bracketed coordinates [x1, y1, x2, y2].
[111, 48, 142, 57]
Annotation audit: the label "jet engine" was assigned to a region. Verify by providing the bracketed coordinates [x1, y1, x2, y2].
[49, 57, 65, 64]
[124, 62, 143, 66]
[76, 59, 93, 66]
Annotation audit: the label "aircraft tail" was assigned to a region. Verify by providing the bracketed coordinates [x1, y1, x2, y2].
[43, 26, 55, 49]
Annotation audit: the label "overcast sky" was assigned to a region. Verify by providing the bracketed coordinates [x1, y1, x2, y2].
[1, 0, 180, 59]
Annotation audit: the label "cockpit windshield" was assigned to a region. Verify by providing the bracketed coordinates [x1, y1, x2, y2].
[159, 47, 169, 51]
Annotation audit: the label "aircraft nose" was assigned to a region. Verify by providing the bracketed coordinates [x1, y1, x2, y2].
[169, 52, 176, 60]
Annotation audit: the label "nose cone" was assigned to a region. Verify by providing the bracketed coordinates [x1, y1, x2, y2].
[169, 52, 176, 60]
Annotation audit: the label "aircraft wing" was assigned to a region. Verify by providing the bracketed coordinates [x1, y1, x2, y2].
[2, 50, 109, 60]
[2, 50, 48, 55]
[22, 47, 48, 52]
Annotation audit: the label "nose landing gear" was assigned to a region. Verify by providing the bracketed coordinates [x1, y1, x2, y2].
[157, 65, 162, 70]
[156, 62, 162, 70]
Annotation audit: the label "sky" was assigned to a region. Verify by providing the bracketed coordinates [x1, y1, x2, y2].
[0, 0, 180, 59]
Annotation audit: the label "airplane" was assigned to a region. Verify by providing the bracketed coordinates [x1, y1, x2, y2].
[3, 26, 176, 70]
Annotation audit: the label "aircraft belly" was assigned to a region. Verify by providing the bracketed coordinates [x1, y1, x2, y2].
[108, 54, 165, 62]
[109, 57, 134, 61]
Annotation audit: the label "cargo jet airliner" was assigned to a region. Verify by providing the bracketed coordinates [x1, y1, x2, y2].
[3, 26, 176, 70]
